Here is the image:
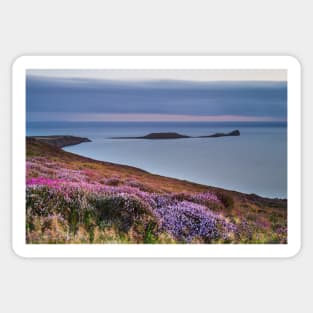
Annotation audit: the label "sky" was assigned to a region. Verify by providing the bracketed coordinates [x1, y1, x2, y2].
[27, 69, 287, 82]
[26, 70, 287, 122]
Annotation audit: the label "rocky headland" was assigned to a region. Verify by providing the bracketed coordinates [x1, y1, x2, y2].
[28, 135, 91, 148]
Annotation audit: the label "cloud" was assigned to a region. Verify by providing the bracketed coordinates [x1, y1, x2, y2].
[26, 75, 287, 121]
[27, 69, 287, 82]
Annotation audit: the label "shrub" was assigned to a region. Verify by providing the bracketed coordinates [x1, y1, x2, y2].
[216, 192, 234, 210]
[153, 198, 236, 243]
[105, 177, 121, 186]
[89, 193, 159, 240]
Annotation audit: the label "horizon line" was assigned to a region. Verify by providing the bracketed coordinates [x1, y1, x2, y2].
[27, 113, 286, 123]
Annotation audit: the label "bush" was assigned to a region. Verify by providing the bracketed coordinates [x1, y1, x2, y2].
[105, 177, 121, 186]
[89, 194, 159, 239]
[216, 192, 234, 210]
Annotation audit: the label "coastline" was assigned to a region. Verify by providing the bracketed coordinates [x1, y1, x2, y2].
[27, 135, 287, 202]
[28, 135, 286, 201]
[26, 122, 287, 199]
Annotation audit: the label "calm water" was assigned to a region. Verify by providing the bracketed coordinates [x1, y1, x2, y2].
[27, 121, 287, 199]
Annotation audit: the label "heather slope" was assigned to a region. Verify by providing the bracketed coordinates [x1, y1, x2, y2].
[26, 137, 287, 244]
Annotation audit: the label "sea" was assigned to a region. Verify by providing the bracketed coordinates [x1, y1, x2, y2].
[26, 121, 287, 199]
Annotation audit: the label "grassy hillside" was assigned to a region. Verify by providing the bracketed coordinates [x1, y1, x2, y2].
[26, 137, 287, 244]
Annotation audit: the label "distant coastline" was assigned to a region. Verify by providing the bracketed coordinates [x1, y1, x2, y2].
[112, 130, 240, 139]
[28, 130, 240, 147]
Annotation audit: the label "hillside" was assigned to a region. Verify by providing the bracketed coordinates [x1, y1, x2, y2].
[26, 137, 287, 244]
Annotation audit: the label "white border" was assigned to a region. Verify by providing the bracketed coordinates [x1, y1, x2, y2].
[12, 56, 301, 258]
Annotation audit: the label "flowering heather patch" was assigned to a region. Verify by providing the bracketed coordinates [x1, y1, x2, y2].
[27, 159, 88, 182]
[172, 191, 220, 204]
[26, 176, 230, 243]
[26, 175, 286, 244]
[153, 199, 236, 242]
[25, 140, 288, 244]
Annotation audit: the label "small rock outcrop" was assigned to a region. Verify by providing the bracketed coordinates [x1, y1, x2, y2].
[201, 130, 241, 138]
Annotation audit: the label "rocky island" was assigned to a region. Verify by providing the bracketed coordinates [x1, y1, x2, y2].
[112, 130, 240, 139]
[199, 130, 240, 138]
